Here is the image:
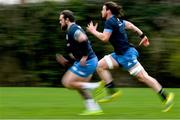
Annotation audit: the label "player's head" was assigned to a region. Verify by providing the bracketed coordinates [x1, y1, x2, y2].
[102, 1, 123, 19]
[59, 10, 75, 31]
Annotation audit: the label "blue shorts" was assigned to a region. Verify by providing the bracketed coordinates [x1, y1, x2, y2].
[111, 47, 139, 70]
[69, 57, 98, 78]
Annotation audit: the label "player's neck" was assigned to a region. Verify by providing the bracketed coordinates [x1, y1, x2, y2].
[67, 22, 75, 31]
[106, 14, 113, 20]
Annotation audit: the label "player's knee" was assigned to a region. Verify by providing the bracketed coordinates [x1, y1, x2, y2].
[97, 61, 109, 70]
[61, 80, 68, 88]
[96, 66, 105, 74]
[62, 78, 72, 88]
[136, 71, 149, 82]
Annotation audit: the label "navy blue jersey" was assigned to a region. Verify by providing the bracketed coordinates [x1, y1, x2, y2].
[66, 24, 96, 61]
[104, 16, 133, 55]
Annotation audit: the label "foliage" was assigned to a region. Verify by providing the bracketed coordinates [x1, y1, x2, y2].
[0, 0, 179, 86]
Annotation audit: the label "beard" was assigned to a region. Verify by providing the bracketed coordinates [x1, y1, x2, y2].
[61, 24, 68, 31]
[101, 16, 106, 21]
[101, 13, 107, 21]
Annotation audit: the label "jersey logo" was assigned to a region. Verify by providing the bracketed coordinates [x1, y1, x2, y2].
[127, 62, 132, 66]
[66, 34, 68, 40]
[117, 18, 123, 27]
[118, 21, 125, 33]
[78, 71, 86, 76]
[133, 59, 137, 63]
[72, 66, 77, 71]
[118, 22, 123, 27]
[77, 25, 82, 29]
[67, 43, 70, 47]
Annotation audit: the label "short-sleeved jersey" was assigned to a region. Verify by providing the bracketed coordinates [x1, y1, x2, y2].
[66, 24, 96, 61]
[104, 15, 133, 55]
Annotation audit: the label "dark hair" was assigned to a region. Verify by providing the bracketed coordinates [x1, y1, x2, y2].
[104, 1, 124, 18]
[60, 10, 75, 22]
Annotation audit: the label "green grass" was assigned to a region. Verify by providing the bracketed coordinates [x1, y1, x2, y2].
[0, 87, 179, 119]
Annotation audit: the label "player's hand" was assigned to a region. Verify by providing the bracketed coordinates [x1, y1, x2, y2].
[56, 54, 69, 67]
[139, 36, 150, 47]
[80, 56, 88, 66]
[86, 21, 98, 34]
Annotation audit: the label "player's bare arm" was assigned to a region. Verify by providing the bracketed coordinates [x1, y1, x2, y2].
[74, 29, 88, 66]
[68, 53, 76, 60]
[124, 20, 150, 47]
[56, 54, 69, 67]
[86, 21, 111, 42]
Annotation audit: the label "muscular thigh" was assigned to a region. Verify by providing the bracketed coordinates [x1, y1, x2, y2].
[62, 70, 78, 86]
[98, 54, 119, 69]
[62, 70, 92, 86]
[128, 62, 147, 77]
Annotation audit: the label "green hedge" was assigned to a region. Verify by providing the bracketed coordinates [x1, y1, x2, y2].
[0, 0, 180, 87]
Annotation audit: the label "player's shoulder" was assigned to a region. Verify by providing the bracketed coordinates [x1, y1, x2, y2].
[69, 24, 81, 33]
[72, 24, 81, 29]
[76, 24, 82, 29]
[105, 18, 113, 27]
[73, 24, 84, 32]
[105, 16, 119, 28]
[106, 16, 114, 23]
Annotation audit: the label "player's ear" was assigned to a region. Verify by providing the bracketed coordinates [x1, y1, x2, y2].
[107, 9, 111, 14]
[65, 18, 70, 23]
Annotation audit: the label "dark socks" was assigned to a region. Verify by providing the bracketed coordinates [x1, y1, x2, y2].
[105, 81, 116, 95]
[158, 88, 168, 101]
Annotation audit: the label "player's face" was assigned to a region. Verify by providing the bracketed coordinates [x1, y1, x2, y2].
[101, 5, 107, 20]
[59, 15, 67, 31]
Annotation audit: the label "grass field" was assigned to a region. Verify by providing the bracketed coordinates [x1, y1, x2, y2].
[0, 87, 179, 119]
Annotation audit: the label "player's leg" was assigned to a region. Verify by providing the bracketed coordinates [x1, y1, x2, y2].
[62, 57, 102, 90]
[78, 89, 103, 115]
[62, 70, 103, 115]
[77, 77, 103, 115]
[129, 62, 162, 92]
[96, 54, 121, 103]
[61, 57, 104, 115]
[62, 71, 98, 89]
[129, 62, 174, 112]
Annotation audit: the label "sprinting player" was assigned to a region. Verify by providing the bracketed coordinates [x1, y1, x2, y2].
[57, 10, 104, 115]
[86, 1, 174, 112]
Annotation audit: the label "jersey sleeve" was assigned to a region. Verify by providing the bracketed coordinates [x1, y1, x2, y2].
[73, 29, 85, 41]
[103, 19, 113, 33]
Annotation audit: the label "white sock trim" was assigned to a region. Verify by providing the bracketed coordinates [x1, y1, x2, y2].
[85, 99, 101, 111]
